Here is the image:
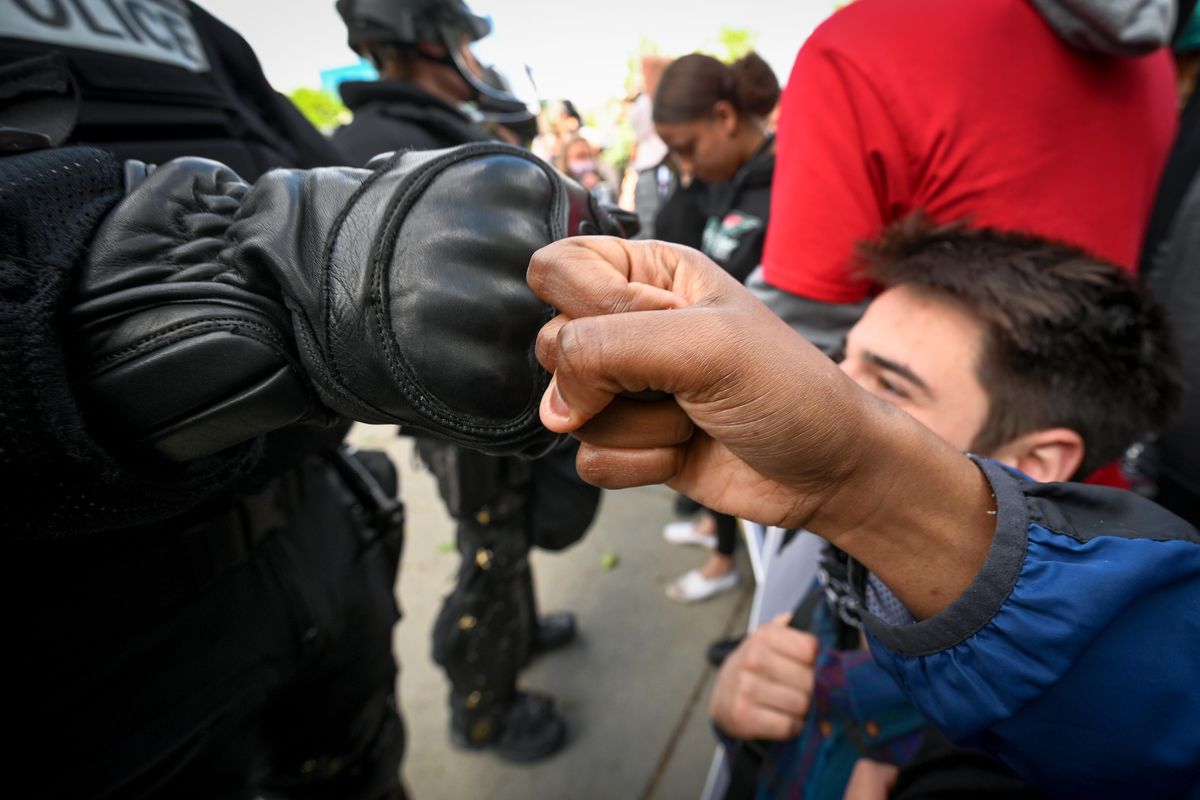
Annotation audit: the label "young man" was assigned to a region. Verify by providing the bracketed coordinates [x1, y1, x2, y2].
[708, 218, 1183, 798]
[524, 226, 1197, 798]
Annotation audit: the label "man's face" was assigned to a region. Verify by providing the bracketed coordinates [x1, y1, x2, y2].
[840, 285, 991, 452]
[453, 33, 486, 83]
[411, 33, 481, 104]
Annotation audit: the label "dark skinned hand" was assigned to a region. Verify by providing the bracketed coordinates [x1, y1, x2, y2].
[527, 237, 994, 620]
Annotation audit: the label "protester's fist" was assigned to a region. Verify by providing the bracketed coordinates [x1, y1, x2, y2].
[708, 614, 819, 740]
[527, 236, 873, 532]
[528, 236, 996, 621]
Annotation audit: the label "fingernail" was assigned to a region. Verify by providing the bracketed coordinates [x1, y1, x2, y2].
[547, 381, 571, 420]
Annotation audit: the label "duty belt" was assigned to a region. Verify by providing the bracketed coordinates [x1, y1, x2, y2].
[160, 466, 306, 592]
[36, 463, 309, 614]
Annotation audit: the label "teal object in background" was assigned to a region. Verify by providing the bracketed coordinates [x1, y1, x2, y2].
[1176, 5, 1200, 52]
[320, 59, 379, 95]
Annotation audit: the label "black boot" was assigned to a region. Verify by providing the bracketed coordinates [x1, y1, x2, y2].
[450, 690, 567, 763]
[532, 612, 577, 655]
[706, 636, 745, 667]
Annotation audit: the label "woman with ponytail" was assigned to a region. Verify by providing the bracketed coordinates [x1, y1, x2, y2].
[654, 51, 780, 282]
[652, 52, 780, 607]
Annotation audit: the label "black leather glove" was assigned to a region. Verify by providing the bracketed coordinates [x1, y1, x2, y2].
[71, 142, 626, 461]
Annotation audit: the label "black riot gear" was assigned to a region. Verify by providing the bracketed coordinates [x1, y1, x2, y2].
[469, 64, 539, 142]
[0, 1, 343, 177]
[335, 0, 533, 120]
[419, 438, 599, 761]
[337, 0, 491, 48]
[3, 5, 404, 796]
[3, 1, 622, 791]
[332, 3, 611, 761]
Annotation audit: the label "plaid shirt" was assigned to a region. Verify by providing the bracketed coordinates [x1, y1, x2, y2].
[720, 600, 927, 799]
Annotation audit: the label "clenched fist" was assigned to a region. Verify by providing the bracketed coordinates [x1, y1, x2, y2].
[709, 614, 819, 741]
[526, 237, 995, 620]
[527, 237, 868, 532]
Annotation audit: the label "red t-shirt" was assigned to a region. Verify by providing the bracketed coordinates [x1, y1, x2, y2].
[762, 0, 1177, 304]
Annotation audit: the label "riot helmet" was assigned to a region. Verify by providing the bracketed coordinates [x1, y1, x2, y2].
[460, 64, 538, 143]
[335, 0, 530, 116]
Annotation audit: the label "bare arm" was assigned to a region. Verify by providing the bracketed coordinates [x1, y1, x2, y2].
[528, 237, 992, 619]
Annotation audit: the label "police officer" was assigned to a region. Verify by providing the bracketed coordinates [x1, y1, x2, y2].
[1, 1, 623, 795]
[335, 0, 600, 762]
[334, 0, 505, 158]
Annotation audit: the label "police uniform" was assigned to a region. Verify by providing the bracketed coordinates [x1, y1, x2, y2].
[1, 1, 624, 795]
[417, 439, 599, 759]
[1, 3, 409, 797]
[334, 0, 601, 761]
[335, 79, 493, 163]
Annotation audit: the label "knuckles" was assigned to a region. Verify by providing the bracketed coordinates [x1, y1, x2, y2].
[535, 318, 566, 372]
[525, 242, 558, 297]
[729, 696, 759, 733]
[795, 631, 820, 663]
[739, 643, 768, 674]
[553, 317, 597, 381]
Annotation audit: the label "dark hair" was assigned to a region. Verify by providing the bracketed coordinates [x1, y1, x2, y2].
[859, 216, 1183, 477]
[559, 98, 582, 124]
[652, 52, 780, 125]
[358, 41, 419, 78]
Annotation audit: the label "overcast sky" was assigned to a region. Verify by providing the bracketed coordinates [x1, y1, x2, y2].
[197, 0, 839, 108]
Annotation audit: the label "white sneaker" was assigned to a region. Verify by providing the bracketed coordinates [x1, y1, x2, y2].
[663, 521, 718, 549]
[665, 568, 740, 603]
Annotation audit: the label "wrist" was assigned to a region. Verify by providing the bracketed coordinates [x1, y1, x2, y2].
[800, 388, 893, 543]
[807, 396, 995, 620]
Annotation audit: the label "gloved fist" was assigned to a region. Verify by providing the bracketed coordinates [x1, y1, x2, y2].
[72, 143, 626, 461]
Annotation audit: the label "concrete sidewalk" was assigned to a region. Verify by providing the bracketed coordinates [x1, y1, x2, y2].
[349, 425, 750, 800]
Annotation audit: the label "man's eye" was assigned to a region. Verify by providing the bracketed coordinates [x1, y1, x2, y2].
[880, 376, 910, 399]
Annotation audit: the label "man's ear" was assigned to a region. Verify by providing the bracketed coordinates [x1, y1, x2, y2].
[990, 428, 1085, 483]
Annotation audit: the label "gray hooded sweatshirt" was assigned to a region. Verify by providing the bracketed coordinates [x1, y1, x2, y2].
[1030, 0, 1176, 55]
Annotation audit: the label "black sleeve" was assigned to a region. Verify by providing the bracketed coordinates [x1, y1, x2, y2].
[0, 147, 262, 538]
[653, 178, 709, 250]
[707, 180, 772, 284]
[889, 727, 1047, 800]
[527, 440, 600, 551]
[719, 221, 767, 284]
[333, 113, 447, 167]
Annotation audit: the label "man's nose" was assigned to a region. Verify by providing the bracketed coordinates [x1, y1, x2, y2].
[839, 360, 871, 392]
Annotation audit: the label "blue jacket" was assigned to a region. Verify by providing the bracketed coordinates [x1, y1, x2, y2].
[858, 457, 1200, 798]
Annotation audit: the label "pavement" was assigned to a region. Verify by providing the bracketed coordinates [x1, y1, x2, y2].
[348, 424, 752, 800]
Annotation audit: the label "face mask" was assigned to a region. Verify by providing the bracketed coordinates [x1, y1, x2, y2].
[567, 159, 596, 177]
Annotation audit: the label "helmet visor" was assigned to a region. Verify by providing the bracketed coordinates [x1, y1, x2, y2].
[449, 19, 539, 119]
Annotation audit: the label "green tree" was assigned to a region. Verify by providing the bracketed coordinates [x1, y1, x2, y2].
[714, 26, 758, 62]
[288, 87, 350, 133]
[623, 36, 663, 97]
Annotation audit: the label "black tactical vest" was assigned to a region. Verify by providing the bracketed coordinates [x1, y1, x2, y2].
[0, 0, 345, 179]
